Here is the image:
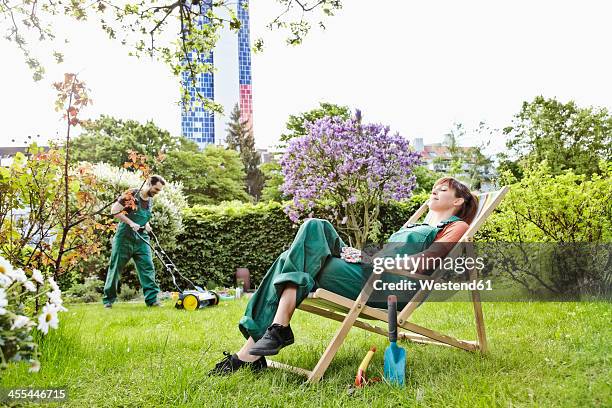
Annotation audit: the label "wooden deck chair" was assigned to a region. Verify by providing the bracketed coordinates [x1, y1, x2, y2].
[268, 186, 510, 383]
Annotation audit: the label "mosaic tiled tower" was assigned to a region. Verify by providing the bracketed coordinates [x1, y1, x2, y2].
[181, 0, 253, 148]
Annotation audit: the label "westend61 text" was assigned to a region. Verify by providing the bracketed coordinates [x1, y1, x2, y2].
[373, 279, 493, 291]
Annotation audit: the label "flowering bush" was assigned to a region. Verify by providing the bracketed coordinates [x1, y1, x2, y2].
[280, 111, 422, 248]
[0, 256, 66, 372]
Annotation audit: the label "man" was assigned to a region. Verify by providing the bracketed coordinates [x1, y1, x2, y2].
[102, 175, 166, 308]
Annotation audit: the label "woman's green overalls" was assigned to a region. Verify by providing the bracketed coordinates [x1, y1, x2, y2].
[102, 191, 161, 306]
[239, 216, 461, 341]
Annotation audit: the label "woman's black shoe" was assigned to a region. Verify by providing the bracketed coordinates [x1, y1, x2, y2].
[208, 351, 267, 376]
[249, 324, 295, 356]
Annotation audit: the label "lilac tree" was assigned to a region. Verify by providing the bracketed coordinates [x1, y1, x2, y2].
[280, 111, 422, 248]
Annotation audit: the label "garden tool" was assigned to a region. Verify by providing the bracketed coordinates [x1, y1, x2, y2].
[134, 228, 219, 310]
[354, 346, 380, 387]
[383, 295, 406, 386]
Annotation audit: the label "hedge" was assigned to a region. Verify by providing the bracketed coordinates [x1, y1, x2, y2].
[168, 196, 426, 290]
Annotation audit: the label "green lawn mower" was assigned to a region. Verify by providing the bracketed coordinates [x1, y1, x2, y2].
[135, 228, 219, 311]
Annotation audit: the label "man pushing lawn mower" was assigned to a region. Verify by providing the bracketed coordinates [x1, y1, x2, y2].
[102, 175, 166, 308]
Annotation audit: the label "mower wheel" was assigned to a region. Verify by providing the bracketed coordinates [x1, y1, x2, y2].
[210, 291, 220, 306]
[182, 293, 199, 311]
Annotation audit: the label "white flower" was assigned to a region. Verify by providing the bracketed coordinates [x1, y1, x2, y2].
[29, 359, 41, 373]
[11, 315, 32, 330]
[0, 257, 14, 287]
[9, 268, 27, 283]
[0, 256, 13, 274]
[0, 288, 7, 315]
[47, 290, 67, 311]
[0, 273, 12, 287]
[24, 280, 37, 292]
[37, 303, 59, 335]
[48, 276, 60, 292]
[31, 269, 44, 285]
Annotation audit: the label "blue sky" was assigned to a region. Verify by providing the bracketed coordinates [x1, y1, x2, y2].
[1, 0, 610, 156]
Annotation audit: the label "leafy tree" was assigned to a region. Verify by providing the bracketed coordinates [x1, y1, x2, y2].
[437, 122, 493, 189]
[260, 160, 287, 202]
[3, 0, 343, 109]
[1, 74, 115, 281]
[158, 145, 251, 205]
[225, 104, 264, 200]
[281, 112, 422, 248]
[413, 165, 438, 194]
[72, 115, 197, 168]
[496, 152, 524, 181]
[478, 161, 612, 295]
[504, 96, 612, 176]
[280, 102, 351, 146]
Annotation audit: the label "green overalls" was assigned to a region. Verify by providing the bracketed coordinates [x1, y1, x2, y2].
[102, 191, 161, 306]
[239, 216, 462, 341]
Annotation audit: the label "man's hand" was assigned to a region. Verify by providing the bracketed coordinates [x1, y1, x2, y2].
[145, 223, 152, 233]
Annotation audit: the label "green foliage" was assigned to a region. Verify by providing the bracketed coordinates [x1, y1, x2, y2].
[0, 141, 116, 281]
[504, 96, 612, 176]
[439, 122, 493, 189]
[64, 277, 104, 303]
[72, 115, 197, 168]
[477, 161, 612, 295]
[169, 198, 423, 288]
[413, 166, 439, 194]
[479, 161, 612, 243]
[117, 285, 140, 302]
[157, 145, 251, 205]
[279, 102, 351, 145]
[260, 160, 287, 202]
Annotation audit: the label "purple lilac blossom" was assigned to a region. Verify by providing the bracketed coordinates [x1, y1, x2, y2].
[280, 114, 422, 224]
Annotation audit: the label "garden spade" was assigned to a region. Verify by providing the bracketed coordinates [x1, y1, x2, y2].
[383, 295, 405, 386]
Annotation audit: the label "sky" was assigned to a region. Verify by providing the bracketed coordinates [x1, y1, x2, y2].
[1, 0, 611, 155]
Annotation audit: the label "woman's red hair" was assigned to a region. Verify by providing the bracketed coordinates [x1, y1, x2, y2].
[433, 177, 479, 225]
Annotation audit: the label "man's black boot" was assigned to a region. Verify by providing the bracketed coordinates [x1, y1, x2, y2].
[249, 324, 295, 356]
[208, 351, 267, 376]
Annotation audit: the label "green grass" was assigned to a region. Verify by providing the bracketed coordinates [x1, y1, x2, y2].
[1, 299, 610, 407]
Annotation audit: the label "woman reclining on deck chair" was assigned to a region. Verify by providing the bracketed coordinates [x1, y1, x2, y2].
[209, 177, 478, 375]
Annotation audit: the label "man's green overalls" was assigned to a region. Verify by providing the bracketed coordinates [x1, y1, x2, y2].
[102, 190, 160, 306]
[239, 216, 461, 341]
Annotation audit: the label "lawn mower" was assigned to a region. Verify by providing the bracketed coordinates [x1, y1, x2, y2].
[134, 228, 219, 311]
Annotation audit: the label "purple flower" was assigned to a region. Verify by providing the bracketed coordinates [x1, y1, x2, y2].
[281, 113, 421, 228]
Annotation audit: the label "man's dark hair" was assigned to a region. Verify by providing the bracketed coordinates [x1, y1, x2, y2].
[149, 175, 166, 186]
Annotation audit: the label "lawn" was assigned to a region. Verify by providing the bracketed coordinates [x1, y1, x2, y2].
[1, 298, 610, 407]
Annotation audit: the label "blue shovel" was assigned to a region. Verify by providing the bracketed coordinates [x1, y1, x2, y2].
[383, 295, 406, 386]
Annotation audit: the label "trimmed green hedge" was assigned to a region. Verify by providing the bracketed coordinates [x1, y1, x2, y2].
[168, 196, 426, 290]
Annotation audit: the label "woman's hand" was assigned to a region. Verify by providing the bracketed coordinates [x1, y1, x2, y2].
[341, 246, 362, 263]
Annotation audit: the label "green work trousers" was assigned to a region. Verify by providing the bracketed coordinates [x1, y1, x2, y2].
[239, 218, 415, 341]
[103, 231, 160, 306]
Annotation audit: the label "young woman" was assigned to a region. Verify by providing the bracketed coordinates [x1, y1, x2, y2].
[210, 177, 478, 375]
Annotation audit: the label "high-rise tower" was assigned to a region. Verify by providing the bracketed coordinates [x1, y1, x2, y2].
[181, 0, 253, 148]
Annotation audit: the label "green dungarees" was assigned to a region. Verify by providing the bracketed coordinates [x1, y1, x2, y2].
[102, 190, 161, 306]
[239, 216, 461, 341]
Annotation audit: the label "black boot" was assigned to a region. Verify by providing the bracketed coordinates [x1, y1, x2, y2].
[249, 324, 295, 356]
[208, 351, 267, 376]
